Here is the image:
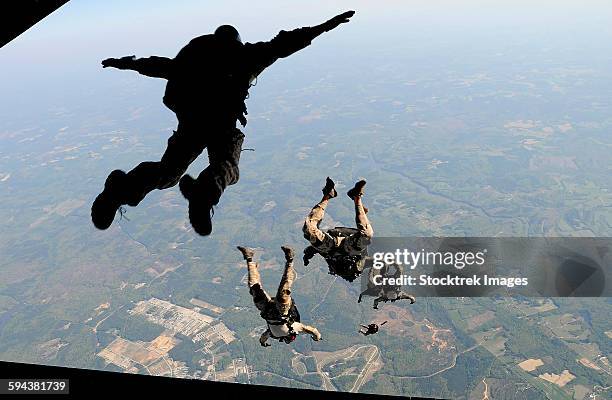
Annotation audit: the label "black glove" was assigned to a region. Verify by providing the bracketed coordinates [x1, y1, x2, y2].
[323, 11, 355, 31]
[303, 246, 318, 267]
[102, 55, 136, 69]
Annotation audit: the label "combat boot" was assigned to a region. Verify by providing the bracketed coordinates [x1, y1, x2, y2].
[91, 170, 129, 230]
[237, 246, 255, 261]
[347, 179, 366, 200]
[281, 245, 295, 261]
[179, 174, 214, 236]
[322, 177, 338, 198]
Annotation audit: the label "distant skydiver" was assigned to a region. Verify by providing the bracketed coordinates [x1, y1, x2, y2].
[358, 263, 416, 309]
[358, 262, 389, 303]
[302, 177, 373, 282]
[359, 321, 387, 336]
[237, 245, 321, 347]
[91, 11, 356, 236]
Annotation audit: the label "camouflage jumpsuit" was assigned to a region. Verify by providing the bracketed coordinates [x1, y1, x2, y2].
[302, 195, 374, 256]
[245, 253, 320, 345]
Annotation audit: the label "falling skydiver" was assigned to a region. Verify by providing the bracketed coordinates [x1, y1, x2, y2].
[91, 11, 356, 236]
[358, 263, 416, 309]
[359, 321, 387, 336]
[237, 245, 321, 346]
[302, 177, 373, 282]
[358, 262, 391, 303]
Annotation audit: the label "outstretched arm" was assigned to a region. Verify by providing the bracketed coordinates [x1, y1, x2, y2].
[248, 11, 355, 76]
[295, 323, 322, 341]
[286, 10, 355, 56]
[101, 55, 173, 79]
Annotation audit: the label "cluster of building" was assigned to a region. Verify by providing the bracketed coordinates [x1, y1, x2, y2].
[97, 297, 248, 381]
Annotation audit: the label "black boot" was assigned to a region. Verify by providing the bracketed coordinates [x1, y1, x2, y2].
[91, 170, 128, 230]
[322, 177, 338, 198]
[178, 174, 197, 199]
[281, 245, 295, 261]
[180, 174, 214, 236]
[237, 246, 255, 261]
[347, 179, 366, 200]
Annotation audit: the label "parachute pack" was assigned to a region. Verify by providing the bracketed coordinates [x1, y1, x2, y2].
[260, 299, 301, 344]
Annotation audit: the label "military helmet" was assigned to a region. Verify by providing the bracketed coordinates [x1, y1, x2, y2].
[214, 25, 242, 44]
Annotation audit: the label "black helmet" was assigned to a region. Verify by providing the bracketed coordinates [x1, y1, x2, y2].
[214, 25, 242, 44]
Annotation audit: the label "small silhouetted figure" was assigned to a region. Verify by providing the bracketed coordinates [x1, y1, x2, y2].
[91, 11, 355, 236]
[359, 321, 387, 336]
[237, 245, 321, 347]
[302, 177, 372, 282]
[358, 263, 416, 309]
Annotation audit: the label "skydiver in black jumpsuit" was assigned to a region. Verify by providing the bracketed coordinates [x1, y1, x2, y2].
[91, 11, 356, 236]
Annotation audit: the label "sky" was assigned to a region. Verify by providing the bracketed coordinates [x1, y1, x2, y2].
[3, 0, 612, 62]
[1, 0, 612, 122]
